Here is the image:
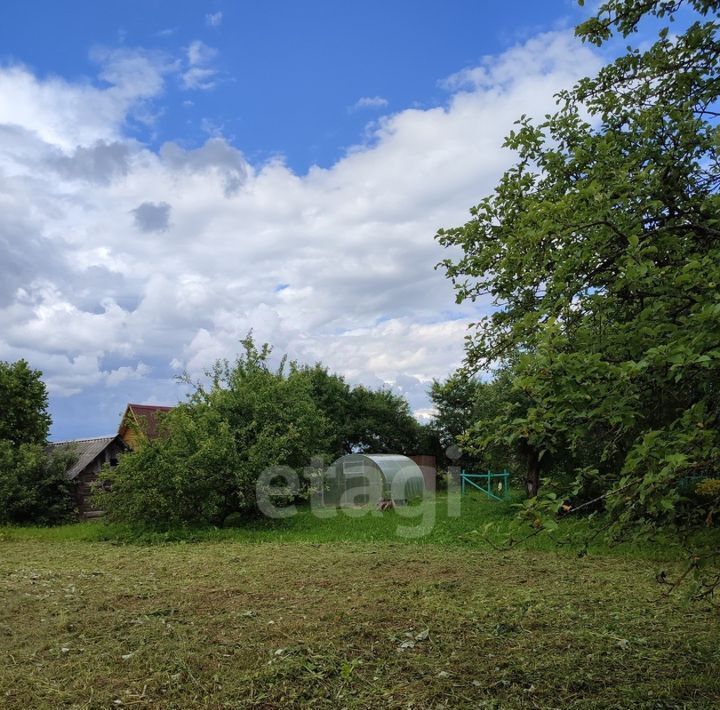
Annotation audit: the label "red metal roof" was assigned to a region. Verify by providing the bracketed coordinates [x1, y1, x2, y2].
[120, 403, 175, 439]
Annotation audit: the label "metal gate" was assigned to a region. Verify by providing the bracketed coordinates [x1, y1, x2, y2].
[460, 469, 510, 501]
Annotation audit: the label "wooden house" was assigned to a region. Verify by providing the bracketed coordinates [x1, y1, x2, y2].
[49, 435, 128, 518]
[118, 403, 174, 449]
[50, 403, 174, 518]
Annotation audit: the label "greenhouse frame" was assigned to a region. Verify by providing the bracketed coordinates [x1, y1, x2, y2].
[324, 453, 426, 507]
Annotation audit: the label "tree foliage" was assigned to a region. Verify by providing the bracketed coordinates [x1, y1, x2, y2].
[297, 363, 426, 457]
[344, 385, 423, 455]
[98, 337, 329, 527]
[99, 337, 431, 528]
[0, 360, 52, 447]
[429, 368, 523, 472]
[298, 364, 354, 458]
[0, 360, 75, 524]
[437, 0, 720, 552]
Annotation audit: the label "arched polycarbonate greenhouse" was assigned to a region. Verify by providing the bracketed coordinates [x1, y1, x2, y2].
[324, 453, 426, 507]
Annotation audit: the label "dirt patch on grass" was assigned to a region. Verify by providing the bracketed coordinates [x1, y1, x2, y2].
[0, 541, 718, 708]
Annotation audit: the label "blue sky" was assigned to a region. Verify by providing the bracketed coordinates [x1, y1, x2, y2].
[0, 1, 612, 440]
[1, 0, 584, 171]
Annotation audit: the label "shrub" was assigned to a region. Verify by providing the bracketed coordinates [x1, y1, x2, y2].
[0, 442, 76, 525]
[95, 405, 239, 527]
[96, 336, 329, 528]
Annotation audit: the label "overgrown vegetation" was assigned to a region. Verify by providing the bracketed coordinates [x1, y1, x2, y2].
[436, 0, 720, 584]
[96, 336, 433, 528]
[3, 492, 712, 562]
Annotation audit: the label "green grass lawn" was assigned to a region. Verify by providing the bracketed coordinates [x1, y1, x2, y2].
[0, 492, 703, 561]
[1, 494, 719, 708]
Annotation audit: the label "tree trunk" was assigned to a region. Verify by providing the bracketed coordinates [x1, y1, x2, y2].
[526, 449, 540, 498]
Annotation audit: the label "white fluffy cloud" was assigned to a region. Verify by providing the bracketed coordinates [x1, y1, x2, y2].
[0, 32, 600, 436]
[0, 48, 173, 150]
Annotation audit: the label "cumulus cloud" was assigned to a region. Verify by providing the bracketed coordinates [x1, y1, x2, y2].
[441, 31, 591, 92]
[159, 138, 247, 195]
[350, 96, 389, 112]
[50, 140, 132, 184]
[131, 201, 172, 232]
[0, 48, 173, 150]
[0, 31, 601, 437]
[105, 361, 151, 386]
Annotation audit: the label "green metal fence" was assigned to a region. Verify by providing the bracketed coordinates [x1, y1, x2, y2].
[460, 469, 510, 501]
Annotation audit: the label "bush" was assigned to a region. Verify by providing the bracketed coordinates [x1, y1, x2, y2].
[96, 336, 329, 528]
[94, 405, 239, 527]
[0, 442, 76, 525]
